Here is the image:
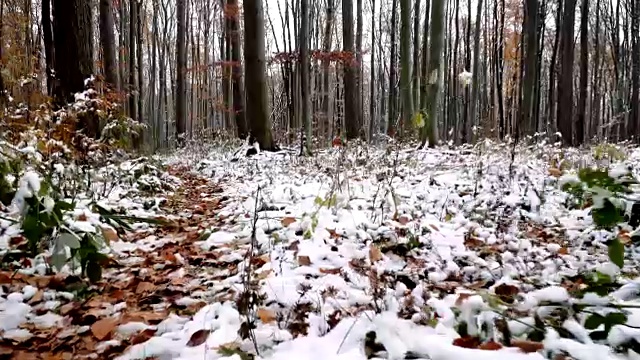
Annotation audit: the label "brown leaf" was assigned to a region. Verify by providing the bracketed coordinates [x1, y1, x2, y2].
[100, 226, 119, 242]
[257, 308, 277, 323]
[454, 293, 474, 306]
[369, 245, 383, 262]
[429, 224, 440, 232]
[28, 290, 44, 304]
[130, 328, 157, 345]
[90, 317, 119, 340]
[135, 282, 156, 294]
[187, 329, 211, 347]
[558, 247, 569, 255]
[0, 272, 12, 284]
[452, 336, 481, 349]
[464, 236, 485, 249]
[512, 340, 544, 353]
[548, 167, 563, 178]
[0, 345, 13, 355]
[494, 283, 520, 304]
[297, 255, 312, 266]
[478, 341, 503, 350]
[319, 268, 342, 275]
[281, 217, 296, 227]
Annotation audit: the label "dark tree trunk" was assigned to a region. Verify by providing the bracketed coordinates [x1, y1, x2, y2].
[577, 0, 589, 144]
[226, 0, 249, 139]
[176, 0, 187, 139]
[99, 0, 118, 89]
[557, 0, 576, 145]
[52, 0, 94, 103]
[387, 0, 398, 136]
[342, 0, 359, 139]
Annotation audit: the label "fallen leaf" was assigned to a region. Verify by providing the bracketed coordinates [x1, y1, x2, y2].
[494, 283, 520, 304]
[130, 328, 157, 345]
[512, 340, 544, 353]
[454, 293, 474, 306]
[558, 247, 569, 255]
[0, 272, 11, 284]
[369, 245, 383, 262]
[398, 215, 411, 225]
[548, 167, 563, 177]
[429, 224, 440, 232]
[257, 308, 277, 323]
[297, 255, 311, 266]
[91, 317, 119, 340]
[187, 329, 211, 347]
[464, 236, 485, 249]
[281, 217, 296, 227]
[100, 226, 119, 242]
[478, 341, 503, 350]
[135, 281, 156, 294]
[319, 268, 342, 275]
[28, 290, 44, 304]
[452, 336, 481, 349]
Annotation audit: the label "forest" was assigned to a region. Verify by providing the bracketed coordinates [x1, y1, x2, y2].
[2, 0, 640, 359]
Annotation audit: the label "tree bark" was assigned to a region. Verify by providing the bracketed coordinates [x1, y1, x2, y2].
[300, 0, 312, 154]
[176, 0, 187, 139]
[557, 0, 576, 145]
[226, 0, 249, 139]
[420, 0, 445, 147]
[99, 0, 118, 90]
[342, 0, 359, 139]
[400, 0, 415, 136]
[52, 0, 94, 103]
[469, 0, 483, 142]
[244, 0, 276, 149]
[577, 0, 589, 144]
[387, 0, 398, 136]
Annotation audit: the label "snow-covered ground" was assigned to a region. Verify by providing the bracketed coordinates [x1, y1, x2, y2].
[4, 141, 640, 359]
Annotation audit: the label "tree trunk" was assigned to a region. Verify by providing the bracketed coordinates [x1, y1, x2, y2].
[129, 0, 137, 121]
[226, 0, 249, 139]
[557, 0, 576, 145]
[342, 0, 359, 139]
[387, 0, 398, 136]
[400, 0, 414, 136]
[631, 0, 640, 139]
[136, 0, 143, 126]
[369, 0, 377, 142]
[469, 0, 483, 142]
[321, 0, 334, 139]
[99, 0, 118, 90]
[520, 0, 539, 137]
[577, 0, 589, 144]
[244, 0, 276, 150]
[419, 0, 431, 109]
[413, 0, 422, 107]
[42, 0, 56, 96]
[420, 0, 445, 147]
[300, 0, 312, 154]
[176, 0, 187, 140]
[52, 0, 94, 103]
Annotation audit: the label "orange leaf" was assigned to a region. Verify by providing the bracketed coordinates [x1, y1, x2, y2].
[548, 168, 563, 177]
[187, 329, 211, 347]
[135, 282, 156, 294]
[369, 245, 383, 262]
[130, 328, 157, 345]
[452, 336, 481, 349]
[494, 283, 520, 303]
[257, 308, 277, 323]
[478, 341, 503, 350]
[281, 217, 296, 227]
[319, 268, 342, 274]
[297, 255, 312, 266]
[91, 317, 119, 340]
[100, 226, 119, 242]
[512, 340, 544, 353]
[455, 293, 474, 306]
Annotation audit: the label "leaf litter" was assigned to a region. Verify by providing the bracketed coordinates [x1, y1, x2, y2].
[4, 141, 640, 359]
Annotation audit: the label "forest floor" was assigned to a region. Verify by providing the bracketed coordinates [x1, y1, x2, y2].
[2, 141, 640, 360]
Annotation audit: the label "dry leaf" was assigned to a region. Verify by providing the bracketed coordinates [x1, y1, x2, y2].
[28, 290, 44, 304]
[494, 283, 520, 304]
[100, 226, 119, 242]
[135, 281, 156, 294]
[512, 340, 544, 353]
[257, 308, 277, 323]
[297, 255, 312, 266]
[319, 268, 342, 275]
[130, 328, 157, 345]
[548, 167, 563, 177]
[464, 236, 485, 249]
[452, 336, 481, 349]
[398, 215, 411, 225]
[187, 329, 211, 347]
[369, 245, 383, 262]
[454, 293, 474, 306]
[478, 341, 503, 350]
[0, 272, 11, 284]
[91, 317, 119, 340]
[619, 230, 631, 245]
[281, 217, 296, 227]
[429, 224, 440, 231]
[558, 247, 569, 255]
